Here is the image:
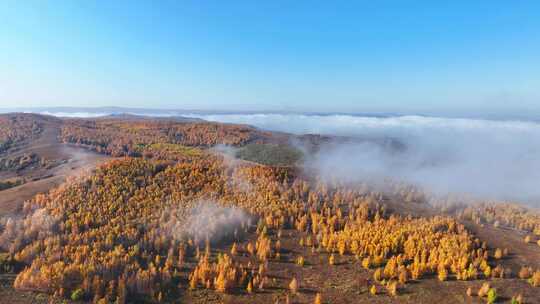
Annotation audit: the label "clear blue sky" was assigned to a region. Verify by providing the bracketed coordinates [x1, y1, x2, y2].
[1, 1, 539, 115]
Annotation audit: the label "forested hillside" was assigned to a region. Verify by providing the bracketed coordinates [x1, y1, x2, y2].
[60, 118, 284, 157]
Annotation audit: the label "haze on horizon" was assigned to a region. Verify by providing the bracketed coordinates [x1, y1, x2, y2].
[1, 1, 539, 116]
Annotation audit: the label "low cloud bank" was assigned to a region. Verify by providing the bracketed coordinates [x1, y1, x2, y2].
[189, 114, 540, 203]
[162, 201, 251, 245]
[184, 203, 250, 244]
[0, 208, 58, 256]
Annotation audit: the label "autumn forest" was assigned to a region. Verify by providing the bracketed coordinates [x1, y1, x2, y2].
[0, 113, 540, 304]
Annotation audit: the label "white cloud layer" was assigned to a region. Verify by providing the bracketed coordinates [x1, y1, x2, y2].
[187, 114, 540, 203]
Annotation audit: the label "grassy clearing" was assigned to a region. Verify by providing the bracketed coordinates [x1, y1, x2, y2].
[235, 143, 303, 166]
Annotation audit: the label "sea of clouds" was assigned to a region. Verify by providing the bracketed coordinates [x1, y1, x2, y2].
[185, 114, 540, 203]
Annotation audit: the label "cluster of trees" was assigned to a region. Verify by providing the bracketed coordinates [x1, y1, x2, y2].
[60, 118, 275, 157]
[518, 266, 540, 287]
[0, 113, 47, 153]
[0, 153, 45, 172]
[189, 253, 243, 293]
[454, 202, 540, 235]
[292, 203, 502, 296]
[0, 178, 24, 191]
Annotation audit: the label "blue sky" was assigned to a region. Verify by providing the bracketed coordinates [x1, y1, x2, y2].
[0, 1, 539, 115]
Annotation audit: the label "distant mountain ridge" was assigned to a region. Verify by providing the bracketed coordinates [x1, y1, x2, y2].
[0, 106, 400, 119]
[1, 106, 537, 122]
